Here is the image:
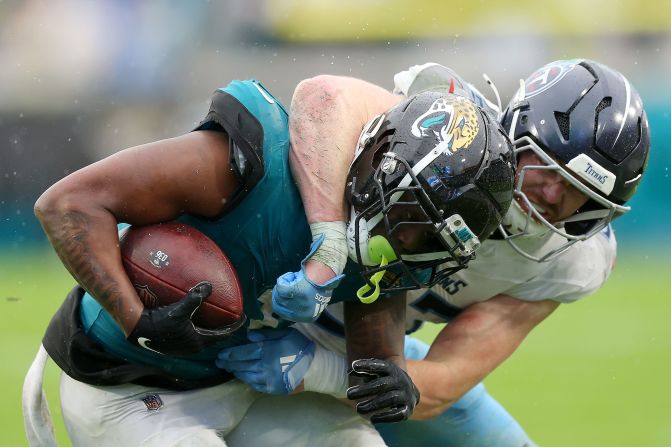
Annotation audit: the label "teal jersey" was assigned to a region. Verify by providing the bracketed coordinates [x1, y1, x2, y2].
[79, 80, 363, 380]
[179, 80, 311, 322]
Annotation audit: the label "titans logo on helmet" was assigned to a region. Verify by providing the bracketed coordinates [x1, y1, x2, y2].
[524, 59, 578, 98]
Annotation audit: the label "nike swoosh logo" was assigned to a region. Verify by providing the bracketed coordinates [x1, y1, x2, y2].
[137, 337, 164, 355]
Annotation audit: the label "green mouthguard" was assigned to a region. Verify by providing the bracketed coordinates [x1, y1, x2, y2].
[356, 236, 398, 304]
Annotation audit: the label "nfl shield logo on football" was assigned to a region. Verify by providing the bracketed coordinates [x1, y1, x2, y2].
[135, 284, 159, 308]
[141, 394, 163, 411]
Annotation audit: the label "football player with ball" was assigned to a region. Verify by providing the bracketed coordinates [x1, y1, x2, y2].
[222, 59, 649, 447]
[28, 72, 515, 445]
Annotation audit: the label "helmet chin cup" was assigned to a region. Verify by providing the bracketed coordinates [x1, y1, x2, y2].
[501, 198, 549, 238]
[346, 216, 373, 266]
[346, 209, 399, 267]
[346, 219, 399, 304]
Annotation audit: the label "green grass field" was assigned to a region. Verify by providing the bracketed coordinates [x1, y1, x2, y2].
[2, 250, 670, 446]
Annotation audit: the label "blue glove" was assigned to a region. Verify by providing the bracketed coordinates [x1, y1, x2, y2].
[272, 235, 345, 323]
[215, 328, 315, 395]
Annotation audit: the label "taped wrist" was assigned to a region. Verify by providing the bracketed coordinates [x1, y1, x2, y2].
[302, 344, 348, 398]
[309, 221, 348, 275]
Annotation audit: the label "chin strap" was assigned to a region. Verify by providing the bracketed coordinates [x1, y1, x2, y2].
[346, 205, 386, 266]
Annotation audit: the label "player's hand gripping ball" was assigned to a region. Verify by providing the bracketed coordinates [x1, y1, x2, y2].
[120, 222, 246, 355]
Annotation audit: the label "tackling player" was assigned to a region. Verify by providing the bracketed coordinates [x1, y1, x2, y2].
[219, 60, 650, 447]
[29, 76, 514, 445]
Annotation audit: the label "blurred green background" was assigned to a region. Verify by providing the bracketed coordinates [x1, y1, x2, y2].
[1, 0, 670, 445]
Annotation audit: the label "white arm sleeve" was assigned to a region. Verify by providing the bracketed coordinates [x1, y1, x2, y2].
[302, 344, 348, 398]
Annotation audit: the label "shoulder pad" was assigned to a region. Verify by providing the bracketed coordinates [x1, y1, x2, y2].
[195, 89, 265, 210]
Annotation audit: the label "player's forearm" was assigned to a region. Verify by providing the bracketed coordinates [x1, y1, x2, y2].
[405, 329, 516, 419]
[407, 297, 559, 420]
[35, 186, 142, 334]
[404, 358, 465, 419]
[344, 297, 406, 371]
[289, 75, 403, 223]
[289, 76, 358, 222]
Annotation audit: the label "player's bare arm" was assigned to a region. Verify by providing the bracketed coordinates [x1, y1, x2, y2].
[34, 130, 238, 334]
[344, 295, 406, 368]
[291, 76, 414, 411]
[271, 75, 404, 320]
[343, 295, 421, 423]
[289, 75, 403, 225]
[407, 294, 559, 420]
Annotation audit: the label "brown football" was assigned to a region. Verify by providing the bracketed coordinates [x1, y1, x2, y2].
[119, 222, 244, 329]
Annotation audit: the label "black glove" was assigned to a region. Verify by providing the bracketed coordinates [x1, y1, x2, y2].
[127, 281, 245, 356]
[346, 358, 420, 424]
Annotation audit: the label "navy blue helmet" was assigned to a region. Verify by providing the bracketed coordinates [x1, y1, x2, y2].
[500, 59, 650, 261]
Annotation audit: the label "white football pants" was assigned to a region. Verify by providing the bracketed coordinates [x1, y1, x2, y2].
[60, 374, 386, 447]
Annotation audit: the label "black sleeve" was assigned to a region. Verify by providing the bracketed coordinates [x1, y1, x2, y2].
[194, 90, 266, 212]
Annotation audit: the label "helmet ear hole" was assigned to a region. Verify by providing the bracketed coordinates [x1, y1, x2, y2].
[371, 141, 392, 170]
[554, 111, 570, 141]
[370, 128, 396, 169]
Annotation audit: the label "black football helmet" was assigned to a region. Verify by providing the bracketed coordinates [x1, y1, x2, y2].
[346, 91, 515, 297]
[500, 59, 650, 261]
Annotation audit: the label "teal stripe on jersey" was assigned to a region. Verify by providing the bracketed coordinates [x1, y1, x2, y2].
[80, 292, 242, 379]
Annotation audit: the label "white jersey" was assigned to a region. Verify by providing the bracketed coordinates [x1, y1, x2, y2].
[298, 226, 617, 355]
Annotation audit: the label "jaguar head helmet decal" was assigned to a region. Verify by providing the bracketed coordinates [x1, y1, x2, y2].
[411, 96, 480, 155]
